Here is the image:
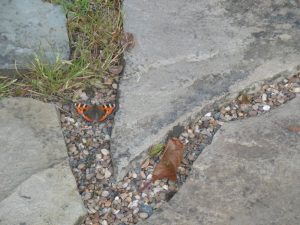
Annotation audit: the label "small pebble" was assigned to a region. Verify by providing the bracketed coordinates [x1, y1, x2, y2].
[78, 163, 85, 169]
[139, 204, 153, 216]
[252, 104, 259, 110]
[293, 87, 300, 93]
[132, 172, 137, 179]
[162, 185, 168, 190]
[204, 112, 212, 117]
[69, 144, 78, 154]
[146, 174, 152, 180]
[104, 169, 112, 179]
[248, 110, 258, 116]
[101, 149, 109, 156]
[133, 208, 139, 214]
[101, 191, 110, 197]
[225, 106, 231, 111]
[80, 92, 89, 101]
[139, 212, 149, 219]
[262, 105, 271, 111]
[101, 220, 108, 225]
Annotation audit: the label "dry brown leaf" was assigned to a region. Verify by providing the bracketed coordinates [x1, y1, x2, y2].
[121, 32, 135, 51]
[288, 125, 300, 133]
[141, 158, 150, 169]
[237, 94, 252, 104]
[152, 138, 185, 182]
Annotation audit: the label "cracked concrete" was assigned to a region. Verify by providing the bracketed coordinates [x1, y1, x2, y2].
[0, 0, 69, 75]
[138, 96, 300, 225]
[0, 98, 86, 225]
[111, 0, 300, 180]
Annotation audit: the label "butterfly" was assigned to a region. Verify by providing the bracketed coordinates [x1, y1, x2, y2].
[74, 103, 116, 123]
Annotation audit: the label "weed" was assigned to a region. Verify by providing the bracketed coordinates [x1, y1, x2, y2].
[11, 0, 124, 100]
[0, 77, 17, 97]
[21, 54, 91, 97]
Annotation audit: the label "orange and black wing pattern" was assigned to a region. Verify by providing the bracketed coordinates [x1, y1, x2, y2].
[74, 103, 116, 123]
[98, 103, 116, 122]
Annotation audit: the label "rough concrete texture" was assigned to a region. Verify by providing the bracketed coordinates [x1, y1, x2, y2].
[0, 0, 69, 73]
[0, 98, 86, 225]
[111, 0, 300, 180]
[139, 96, 300, 225]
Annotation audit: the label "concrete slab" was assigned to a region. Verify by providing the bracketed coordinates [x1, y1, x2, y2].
[0, 98, 86, 225]
[139, 96, 300, 225]
[111, 0, 300, 180]
[0, 0, 69, 74]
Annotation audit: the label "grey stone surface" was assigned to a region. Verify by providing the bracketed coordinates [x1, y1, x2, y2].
[0, 98, 86, 225]
[0, 0, 69, 74]
[138, 96, 300, 225]
[111, 0, 300, 180]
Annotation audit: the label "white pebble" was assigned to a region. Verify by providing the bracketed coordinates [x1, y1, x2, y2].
[101, 220, 108, 225]
[104, 169, 112, 179]
[153, 180, 160, 186]
[204, 112, 212, 117]
[67, 117, 75, 123]
[128, 199, 139, 209]
[146, 174, 152, 180]
[132, 172, 137, 179]
[122, 182, 129, 188]
[112, 83, 118, 89]
[262, 105, 271, 111]
[139, 212, 149, 219]
[113, 209, 120, 215]
[162, 185, 169, 190]
[225, 106, 231, 111]
[101, 191, 110, 197]
[133, 208, 139, 214]
[78, 163, 85, 169]
[80, 92, 89, 101]
[134, 195, 141, 200]
[83, 150, 89, 155]
[101, 149, 109, 156]
[293, 87, 300, 93]
[141, 193, 147, 198]
[96, 154, 102, 160]
[262, 93, 267, 102]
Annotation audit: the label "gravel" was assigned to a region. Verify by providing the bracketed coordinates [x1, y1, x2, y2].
[59, 73, 300, 225]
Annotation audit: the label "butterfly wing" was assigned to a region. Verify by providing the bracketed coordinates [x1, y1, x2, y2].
[98, 103, 116, 122]
[74, 103, 94, 122]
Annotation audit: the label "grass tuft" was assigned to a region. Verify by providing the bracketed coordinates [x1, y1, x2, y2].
[21, 54, 91, 97]
[0, 77, 17, 98]
[10, 0, 124, 100]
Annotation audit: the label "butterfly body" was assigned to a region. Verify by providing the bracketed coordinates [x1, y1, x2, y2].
[74, 103, 116, 123]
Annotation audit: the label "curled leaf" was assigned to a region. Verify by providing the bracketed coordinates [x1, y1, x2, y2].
[152, 138, 185, 182]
